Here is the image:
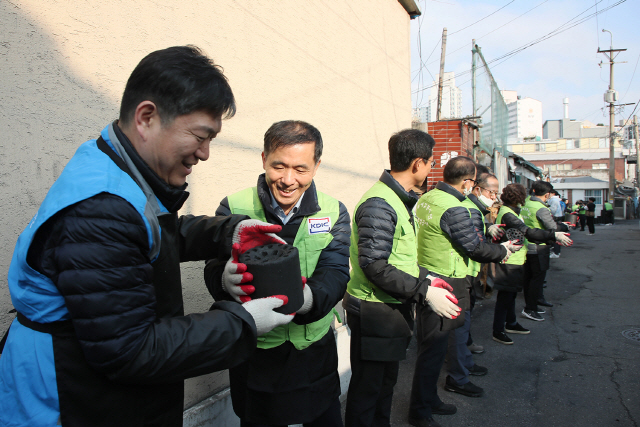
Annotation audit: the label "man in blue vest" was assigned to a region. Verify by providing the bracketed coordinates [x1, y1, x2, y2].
[343, 129, 460, 427]
[205, 120, 351, 426]
[0, 46, 294, 427]
[409, 157, 519, 427]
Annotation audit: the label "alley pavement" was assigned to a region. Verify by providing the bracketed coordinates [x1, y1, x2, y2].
[346, 220, 640, 427]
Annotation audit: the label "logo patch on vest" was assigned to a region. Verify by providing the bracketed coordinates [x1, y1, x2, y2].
[308, 217, 331, 234]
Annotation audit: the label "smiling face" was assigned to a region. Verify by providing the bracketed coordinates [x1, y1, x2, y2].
[135, 108, 222, 187]
[262, 142, 320, 215]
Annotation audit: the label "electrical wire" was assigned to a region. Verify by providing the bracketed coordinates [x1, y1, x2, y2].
[449, 0, 517, 36]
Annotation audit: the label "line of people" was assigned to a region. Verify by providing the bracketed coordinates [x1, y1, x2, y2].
[0, 46, 573, 427]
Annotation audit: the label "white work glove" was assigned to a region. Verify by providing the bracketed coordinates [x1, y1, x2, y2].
[501, 240, 523, 253]
[296, 277, 314, 315]
[242, 295, 295, 336]
[222, 244, 254, 303]
[425, 276, 461, 319]
[555, 232, 573, 246]
[232, 219, 286, 254]
[500, 244, 513, 263]
[487, 223, 505, 239]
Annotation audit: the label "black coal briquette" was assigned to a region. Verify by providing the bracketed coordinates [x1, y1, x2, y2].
[239, 244, 304, 314]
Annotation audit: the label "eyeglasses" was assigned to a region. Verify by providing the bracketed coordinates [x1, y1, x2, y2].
[424, 158, 436, 167]
[464, 178, 477, 186]
[479, 186, 499, 196]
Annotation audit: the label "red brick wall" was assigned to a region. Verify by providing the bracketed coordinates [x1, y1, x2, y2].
[425, 120, 475, 190]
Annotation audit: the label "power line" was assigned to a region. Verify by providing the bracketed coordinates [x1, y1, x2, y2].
[449, 0, 516, 36]
[412, 0, 627, 95]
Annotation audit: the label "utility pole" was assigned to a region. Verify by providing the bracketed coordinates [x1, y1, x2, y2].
[436, 28, 447, 121]
[471, 39, 477, 117]
[634, 115, 640, 191]
[598, 29, 626, 203]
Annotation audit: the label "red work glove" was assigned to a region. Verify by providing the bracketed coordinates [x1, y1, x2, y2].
[426, 276, 461, 319]
[297, 276, 313, 315]
[232, 219, 286, 254]
[222, 244, 255, 303]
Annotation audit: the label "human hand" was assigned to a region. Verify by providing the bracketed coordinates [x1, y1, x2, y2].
[233, 219, 286, 255]
[425, 284, 461, 319]
[296, 277, 314, 315]
[555, 232, 573, 246]
[242, 295, 295, 335]
[487, 224, 505, 239]
[222, 244, 254, 303]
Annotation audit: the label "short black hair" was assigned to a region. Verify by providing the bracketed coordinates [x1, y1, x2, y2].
[443, 156, 476, 185]
[264, 120, 323, 163]
[531, 180, 554, 196]
[589, 197, 596, 202]
[119, 45, 236, 126]
[388, 129, 435, 172]
[476, 171, 497, 189]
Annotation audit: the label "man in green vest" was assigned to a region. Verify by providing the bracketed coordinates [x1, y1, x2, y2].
[577, 200, 587, 231]
[604, 200, 614, 224]
[343, 129, 460, 427]
[204, 120, 351, 426]
[520, 181, 571, 321]
[409, 156, 519, 427]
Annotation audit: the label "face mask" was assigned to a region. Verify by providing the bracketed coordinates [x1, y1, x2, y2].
[479, 194, 494, 207]
[463, 187, 473, 196]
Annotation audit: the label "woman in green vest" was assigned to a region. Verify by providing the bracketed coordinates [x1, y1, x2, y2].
[492, 184, 564, 345]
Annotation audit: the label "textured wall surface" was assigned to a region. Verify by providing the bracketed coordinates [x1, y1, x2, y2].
[0, 0, 413, 409]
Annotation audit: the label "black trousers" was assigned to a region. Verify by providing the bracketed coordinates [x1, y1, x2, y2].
[493, 290, 517, 333]
[580, 215, 586, 231]
[586, 216, 595, 233]
[523, 253, 547, 311]
[409, 305, 450, 420]
[241, 397, 343, 427]
[345, 313, 400, 427]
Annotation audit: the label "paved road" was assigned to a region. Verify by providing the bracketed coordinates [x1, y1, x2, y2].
[345, 220, 640, 427]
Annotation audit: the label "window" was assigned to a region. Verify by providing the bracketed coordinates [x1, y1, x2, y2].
[545, 164, 557, 171]
[592, 163, 607, 169]
[584, 190, 602, 205]
[574, 139, 580, 149]
[566, 139, 573, 149]
[536, 143, 546, 152]
[559, 163, 572, 170]
[599, 138, 609, 148]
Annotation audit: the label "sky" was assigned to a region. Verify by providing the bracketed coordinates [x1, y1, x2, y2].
[410, 0, 640, 126]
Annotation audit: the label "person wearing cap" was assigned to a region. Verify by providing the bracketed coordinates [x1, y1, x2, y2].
[205, 120, 350, 427]
[492, 183, 572, 345]
[520, 181, 570, 321]
[343, 129, 460, 427]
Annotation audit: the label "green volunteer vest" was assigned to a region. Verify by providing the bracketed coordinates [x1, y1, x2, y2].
[415, 188, 469, 278]
[604, 202, 613, 211]
[227, 187, 339, 350]
[520, 196, 549, 246]
[495, 206, 528, 266]
[461, 198, 485, 277]
[571, 204, 579, 212]
[347, 181, 420, 304]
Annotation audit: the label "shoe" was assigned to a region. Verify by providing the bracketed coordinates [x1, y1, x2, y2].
[431, 402, 457, 415]
[549, 252, 560, 258]
[543, 280, 547, 288]
[444, 376, 484, 397]
[409, 416, 442, 427]
[588, 233, 595, 235]
[522, 308, 544, 321]
[467, 343, 485, 354]
[468, 364, 488, 376]
[537, 299, 554, 307]
[493, 331, 513, 344]
[536, 307, 546, 314]
[505, 322, 530, 334]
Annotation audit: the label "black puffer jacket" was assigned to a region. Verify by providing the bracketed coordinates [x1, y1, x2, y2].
[25, 124, 257, 426]
[351, 170, 431, 304]
[436, 182, 507, 263]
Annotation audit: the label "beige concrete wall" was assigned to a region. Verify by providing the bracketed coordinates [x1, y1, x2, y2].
[0, 0, 413, 410]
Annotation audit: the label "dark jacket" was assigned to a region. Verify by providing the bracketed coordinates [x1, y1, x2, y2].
[343, 171, 429, 361]
[204, 174, 351, 425]
[436, 182, 507, 264]
[6, 123, 257, 427]
[494, 205, 556, 293]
